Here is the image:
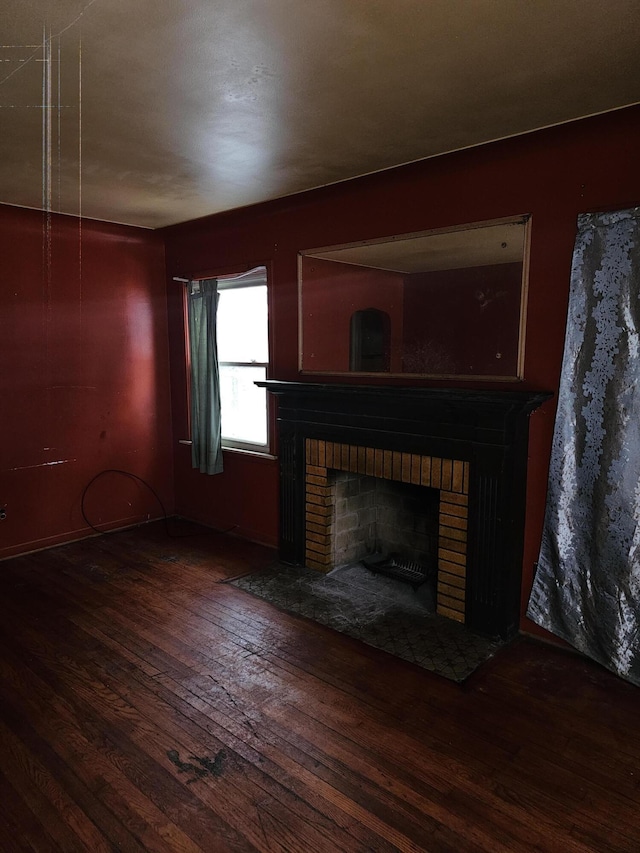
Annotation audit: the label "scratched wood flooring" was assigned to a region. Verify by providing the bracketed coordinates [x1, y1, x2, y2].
[1, 521, 639, 852]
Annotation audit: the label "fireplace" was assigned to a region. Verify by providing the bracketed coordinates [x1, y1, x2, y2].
[259, 381, 550, 639]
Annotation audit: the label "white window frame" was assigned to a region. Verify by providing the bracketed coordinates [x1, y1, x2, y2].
[216, 267, 271, 455]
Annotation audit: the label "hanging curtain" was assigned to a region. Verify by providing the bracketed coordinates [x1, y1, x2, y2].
[528, 207, 640, 685]
[187, 278, 223, 475]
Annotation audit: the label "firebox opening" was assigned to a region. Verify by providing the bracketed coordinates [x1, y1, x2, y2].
[331, 471, 439, 576]
[304, 439, 470, 624]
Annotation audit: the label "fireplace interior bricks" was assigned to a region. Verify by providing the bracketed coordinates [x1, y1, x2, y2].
[332, 474, 439, 570]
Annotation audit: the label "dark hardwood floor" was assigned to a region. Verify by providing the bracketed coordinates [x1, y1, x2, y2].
[1, 521, 639, 852]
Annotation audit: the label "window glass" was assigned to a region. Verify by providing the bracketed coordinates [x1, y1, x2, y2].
[216, 269, 269, 450]
[219, 365, 268, 446]
[217, 285, 268, 363]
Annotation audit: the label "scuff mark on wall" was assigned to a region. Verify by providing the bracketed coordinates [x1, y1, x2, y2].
[9, 459, 77, 472]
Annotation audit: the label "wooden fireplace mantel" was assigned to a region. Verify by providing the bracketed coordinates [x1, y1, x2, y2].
[258, 380, 551, 639]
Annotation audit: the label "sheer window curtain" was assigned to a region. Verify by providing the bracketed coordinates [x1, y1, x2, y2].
[528, 207, 640, 685]
[187, 278, 224, 475]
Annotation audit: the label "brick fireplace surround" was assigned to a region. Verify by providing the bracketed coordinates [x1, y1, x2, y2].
[305, 439, 470, 623]
[259, 381, 550, 640]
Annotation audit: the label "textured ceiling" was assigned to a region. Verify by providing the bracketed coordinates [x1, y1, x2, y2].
[1, 1, 639, 229]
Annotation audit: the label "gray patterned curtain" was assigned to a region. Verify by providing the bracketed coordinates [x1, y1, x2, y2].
[528, 207, 640, 685]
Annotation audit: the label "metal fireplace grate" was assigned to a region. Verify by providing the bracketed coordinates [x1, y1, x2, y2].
[362, 553, 432, 587]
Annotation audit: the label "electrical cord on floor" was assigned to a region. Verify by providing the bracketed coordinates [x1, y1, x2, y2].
[80, 469, 237, 539]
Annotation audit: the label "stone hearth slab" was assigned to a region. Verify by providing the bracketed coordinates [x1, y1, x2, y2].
[229, 562, 506, 682]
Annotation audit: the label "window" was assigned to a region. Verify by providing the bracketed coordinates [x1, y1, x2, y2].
[185, 266, 270, 462]
[216, 267, 270, 452]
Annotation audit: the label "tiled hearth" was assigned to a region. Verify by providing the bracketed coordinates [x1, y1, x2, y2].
[304, 438, 469, 622]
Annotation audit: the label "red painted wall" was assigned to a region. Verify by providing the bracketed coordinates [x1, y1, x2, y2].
[301, 257, 405, 372]
[163, 106, 640, 632]
[0, 205, 173, 558]
[402, 263, 523, 376]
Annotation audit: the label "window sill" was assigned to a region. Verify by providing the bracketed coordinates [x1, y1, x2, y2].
[223, 446, 277, 461]
[178, 440, 277, 462]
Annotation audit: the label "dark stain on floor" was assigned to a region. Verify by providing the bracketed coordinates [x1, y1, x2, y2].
[167, 748, 227, 783]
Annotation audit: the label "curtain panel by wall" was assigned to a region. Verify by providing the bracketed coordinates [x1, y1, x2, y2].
[187, 279, 224, 475]
[528, 207, 640, 686]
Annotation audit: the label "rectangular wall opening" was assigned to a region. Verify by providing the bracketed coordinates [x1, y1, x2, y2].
[331, 472, 439, 571]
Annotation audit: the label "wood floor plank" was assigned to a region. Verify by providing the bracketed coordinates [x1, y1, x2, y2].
[64, 644, 385, 852]
[0, 641, 259, 853]
[150, 671, 417, 853]
[20, 554, 639, 850]
[1, 521, 640, 852]
[0, 652, 221, 853]
[0, 615, 367, 853]
[0, 716, 109, 853]
[257, 698, 591, 853]
[65, 600, 596, 844]
[0, 770, 66, 853]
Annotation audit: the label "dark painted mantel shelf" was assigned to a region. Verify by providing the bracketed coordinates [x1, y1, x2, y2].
[258, 381, 552, 639]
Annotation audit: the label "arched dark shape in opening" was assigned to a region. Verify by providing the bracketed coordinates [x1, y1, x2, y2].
[349, 308, 391, 372]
